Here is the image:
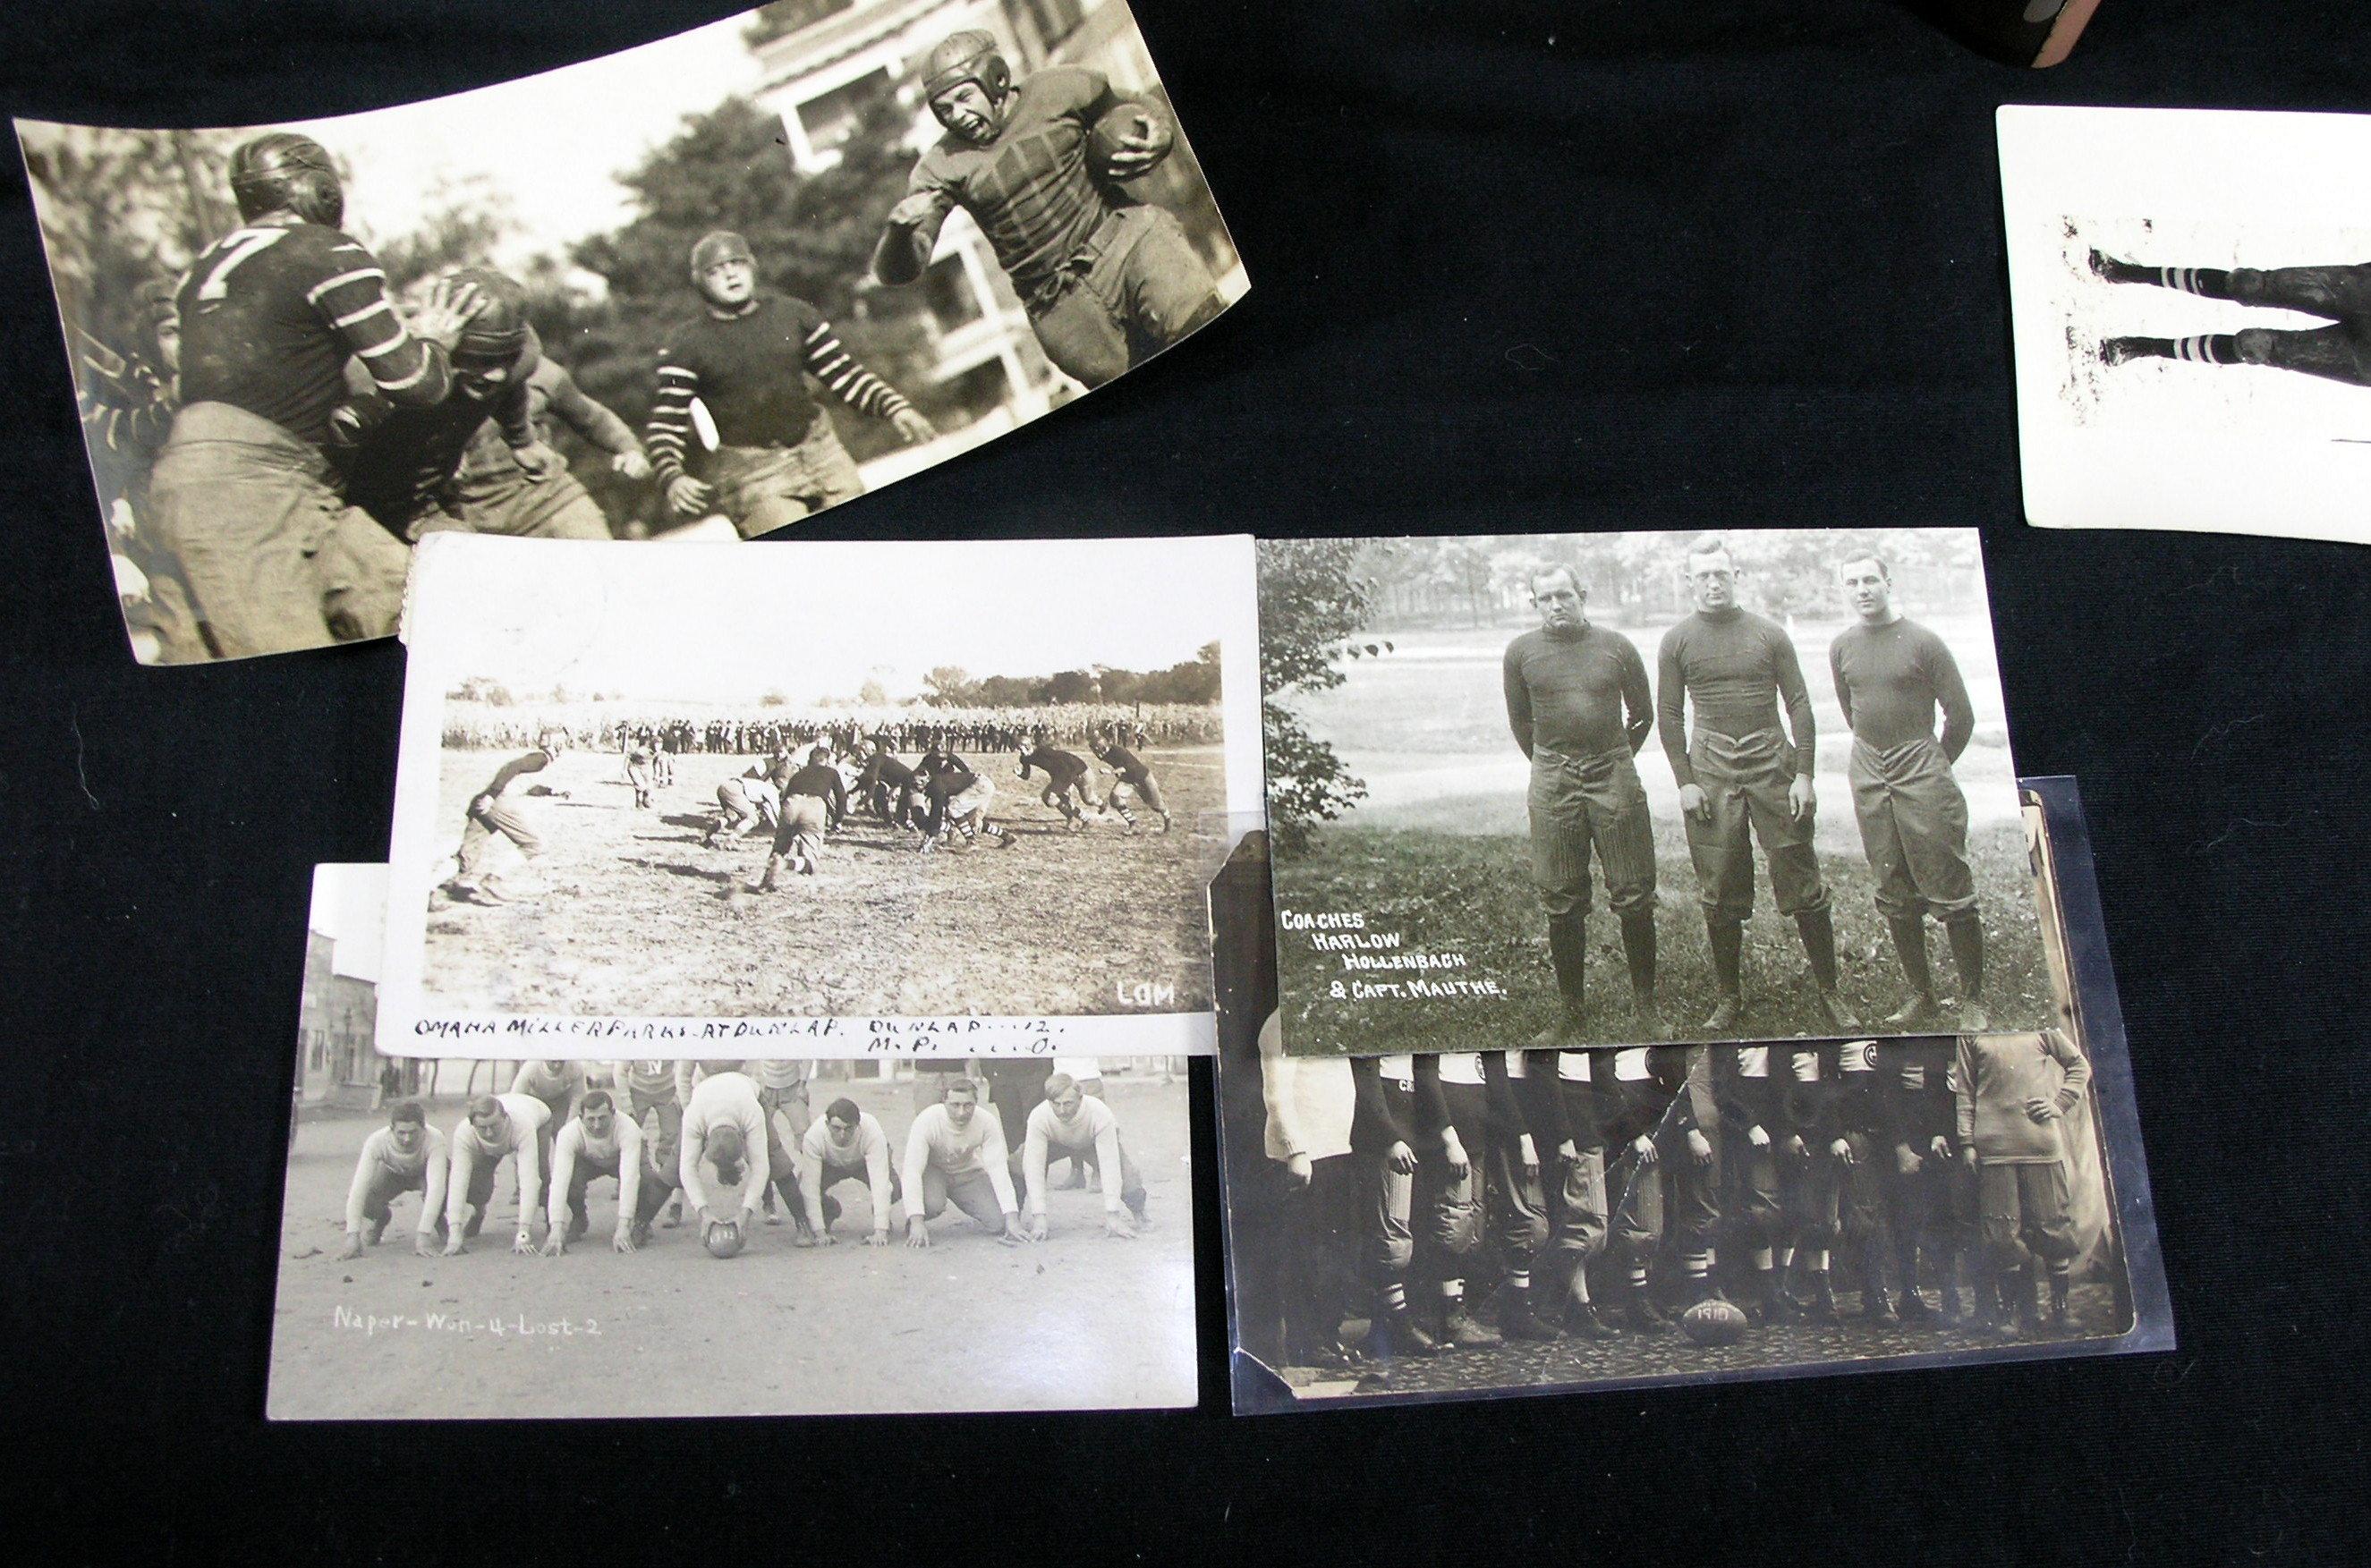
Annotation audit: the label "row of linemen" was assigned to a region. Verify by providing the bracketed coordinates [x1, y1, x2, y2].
[336, 1058, 1154, 1260]
[1253, 1030, 2103, 1366]
[438, 706, 1219, 753]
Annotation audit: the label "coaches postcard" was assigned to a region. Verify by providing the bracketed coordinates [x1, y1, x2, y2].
[2001, 105, 2371, 545]
[1211, 782, 2171, 1411]
[17, 0, 1244, 665]
[275, 867, 1196, 1420]
[376, 532, 1260, 1058]
[1260, 530, 2052, 1056]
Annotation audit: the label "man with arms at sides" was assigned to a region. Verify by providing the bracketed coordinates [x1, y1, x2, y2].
[1022, 1071, 1152, 1240]
[873, 31, 1223, 389]
[1411, 1052, 1498, 1349]
[796, 1096, 903, 1247]
[336, 1100, 448, 1260]
[1478, 1051, 1560, 1341]
[1711, 1040, 1791, 1323]
[1546, 1050, 1620, 1339]
[900, 1076, 1027, 1249]
[148, 131, 485, 657]
[679, 1062, 776, 1249]
[1658, 536, 1850, 1031]
[1503, 559, 1659, 1040]
[1351, 1054, 1438, 1359]
[1956, 1029, 2090, 1334]
[611, 1060, 689, 1228]
[646, 231, 933, 538]
[542, 1089, 653, 1255]
[1598, 1046, 1691, 1332]
[1257, 1013, 1361, 1369]
[1831, 553, 1988, 1030]
[442, 1091, 552, 1256]
[1892, 1035, 1976, 1325]
[1829, 1038, 1905, 1324]
[443, 726, 571, 906]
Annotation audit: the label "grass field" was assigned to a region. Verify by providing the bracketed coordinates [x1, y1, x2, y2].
[1270, 617, 2048, 1054]
[419, 746, 1226, 1018]
[267, 1073, 1195, 1419]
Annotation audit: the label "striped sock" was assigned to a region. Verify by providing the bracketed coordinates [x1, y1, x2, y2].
[1508, 1268, 1530, 1292]
[2175, 334, 2241, 365]
[1381, 1281, 1406, 1313]
[1683, 1250, 1712, 1287]
[2157, 266, 2232, 297]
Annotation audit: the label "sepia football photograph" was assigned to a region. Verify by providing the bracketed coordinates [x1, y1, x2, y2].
[1261, 529, 2052, 1057]
[15, 0, 1245, 665]
[376, 532, 1260, 1056]
[1211, 781, 2171, 1411]
[275, 866, 1196, 1419]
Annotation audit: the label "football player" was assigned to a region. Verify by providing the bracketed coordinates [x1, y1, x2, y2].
[1600, 1046, 1692, 1332]
[2091, 249, 2371, 386]
[1257, 1012, 1362, 1369]
[444, 727, 570, 904]
[1831, 553, 1989, 1030]
[336, 1100, 448, 1260]
[795, 1097, 903, 1246]
[1892, 1035, 1975, 1324]
[703, 767, 781, 847]
[1547, 1051, 1620, 1338]
[442, 1092, 552, 1256]
[873, 31, 1225, 388]
[450, 328, 647, 538]
[1479, 1051, 1560, 1341]
[914, 748, 1008, 852]
[1090, 731, 1170, 834]
[1017, 731, 1100, 830]
[1351, 1054, 1436, 1359]
[1021, 1071, 1152, 1239]
[1779, 1041, 1848, 1319]
[1412, 1052, 1499, 1349]
[754, 746, 845, 890]
[611, 1059, 690, 1228]
[1503, 562, 1660, 1041]
[853, 735, 921, 828]
[1711, 1040, 1791, 1322]
[1658, 536, 1851, 1030]
[900, 1076, 1027, 1248]
[542, 1089, 654, 1255]
[1957, 1030, 2091, 1333]
[144, 131, 485, 657]
[646, 231, 933, 538]
[679, 1063, 775, 1245]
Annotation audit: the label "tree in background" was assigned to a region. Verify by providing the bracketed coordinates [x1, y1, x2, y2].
[1259, 539, 1381, 852]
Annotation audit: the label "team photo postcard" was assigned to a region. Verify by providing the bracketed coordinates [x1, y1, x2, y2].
[377, 531, 1261, 1058]
[17, 0, 1245, 665]
[1211, 780, 2171, 1411]
[1259, 529, 2052, 1058]
[276, 865, 1196, 1420]
[2001, 105, 2371, 546]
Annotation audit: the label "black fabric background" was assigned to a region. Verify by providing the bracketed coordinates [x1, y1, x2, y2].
[1, 1, 2364, 1560]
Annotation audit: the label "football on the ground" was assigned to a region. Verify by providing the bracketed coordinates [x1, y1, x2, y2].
[1086, 105, 1172, 182]
[1678, 1297, 1749, 1346]
[703, 1218, 745, 1259]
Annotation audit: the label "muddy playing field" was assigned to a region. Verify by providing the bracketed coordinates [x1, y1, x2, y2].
[268, 1072, 1196, 1419]
[417, 746, 1226, 1019]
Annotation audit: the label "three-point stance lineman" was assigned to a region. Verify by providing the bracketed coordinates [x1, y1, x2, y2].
[337, 1101, 448, 1259]
[796, 1098, 904, 1246]
[542, 1089, 652, 1255]
[1831, 554, 1988, 1030]
[2091, 249, 2371, 387]
[1503, 562, 1659, 1039]
[148, 131, 486, 657]
[443, 1092, 551, 1256]
[646, 231, 933, 538]
[678, 1064, 776, 1247]
[1022, 1072, 1152, 1239]
[873, 30, 1224, 389]
[1658, 536, 1851, 1031]
[901, 1076, 1028, 1247]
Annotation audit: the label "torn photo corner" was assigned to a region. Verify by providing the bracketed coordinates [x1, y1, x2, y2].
[376, 531, 1260, 1058]
[15, 0, 1245, 666]
[2001, 104, 2371, 546]
[1258, 528, 2055, 1057]
[275, 863, 1197, 1419]
[1209, 778, 2171, 1412]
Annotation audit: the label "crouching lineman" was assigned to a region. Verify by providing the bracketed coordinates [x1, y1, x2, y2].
[680, 1063, 789, 1250]
[755, 747, 844, 889]
[1021, 1071, 1152, 1239]
[796, 1096, 903, 1246]
[1957, 1029, 2091, 1333]
[915, 749, 1008, 852]
[901, 1075, 1027, 1247]
[705, 767, 780, 847]
[1018, 730, 1100, 831]
[542, 1089, 659, 1254]
[338, 1100, 448, 1259]
[443, 1091, 551, 1255]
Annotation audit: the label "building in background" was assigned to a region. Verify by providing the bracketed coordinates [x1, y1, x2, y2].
[295, 928, 386, 1108]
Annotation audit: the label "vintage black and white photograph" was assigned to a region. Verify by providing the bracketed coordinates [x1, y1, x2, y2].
[2001, 105, 2371, 544]
[376, 532, 1258, 1055]
[273, 865, 1196, 1419]
[16, 0, 1245, 665]
[1211, 783, 2170, 1411]
[1262, 529, 2050, 1058]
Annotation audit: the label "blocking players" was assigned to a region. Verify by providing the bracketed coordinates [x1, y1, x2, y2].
[337, 1101, 448, 1259]
[900, 1076, 1027, 1248]
[796, 1097, 903, 1246]
[1831, 554, 1988, 1030]
[1956, 1029, 2091, 1333]
[542, 1089, 653, 1255]
[755, 746, 845, 889]
[704, 767, 781, 847]
[2091, 250, 2371, 386]
[1503, 561, 1659, 1040]
[645, 231, 934, 538]
[1091, 731, 1170, 834]
[679, 1062, 774, 1242]
[450, 329, 647, 539]
[1021, 1072, 1152, 1239]
[854, 736, 920, 827]
[445, 727, 569, 904]
[442, 1091, 552, 1256]
[145, 131, 486, 657]
[1018, 731, 1099, 830]
[873, 31, 1224, 389]
[914, 749, 1009, 852]
[1658, 536, 1851, 1030]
